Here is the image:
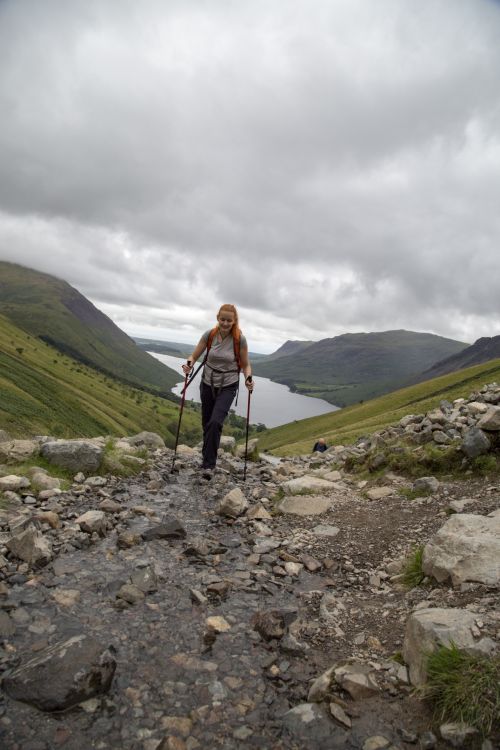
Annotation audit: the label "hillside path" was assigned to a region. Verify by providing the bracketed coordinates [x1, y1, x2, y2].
[1, 451, 499, 750]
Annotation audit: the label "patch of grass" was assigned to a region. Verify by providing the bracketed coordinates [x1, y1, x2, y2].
[401, 546, 425, 588]
[343, 453, 368, 473]
[399, 487, 431, 501]
[417, 444, 463, 475]
[472, 454, 499, 476]
[103, 437, 115, 453]
[422, 644, 500, 737]
[350, 468, 372, 482]
[100, 446, 149, 478]
[385, 447, 423, 476]
[6, 455, 74, 485]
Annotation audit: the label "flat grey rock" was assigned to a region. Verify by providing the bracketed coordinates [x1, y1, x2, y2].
[312, 524, 340, 537]
[282, 703, 347, 746]
[279, 495, 333, 516]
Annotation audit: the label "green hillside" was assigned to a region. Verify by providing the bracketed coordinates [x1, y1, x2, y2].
[0, 314, 201, 446]
[265, 339, 313, 361]
[258, 358, 500, 456]
[0, 262, 179, 396]
[253, 330, 468, 407]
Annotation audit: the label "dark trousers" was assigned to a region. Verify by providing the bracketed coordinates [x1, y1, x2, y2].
[201, 381, 238, 469]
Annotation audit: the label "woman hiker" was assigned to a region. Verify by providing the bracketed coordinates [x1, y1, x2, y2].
[182, 304, 253, 480]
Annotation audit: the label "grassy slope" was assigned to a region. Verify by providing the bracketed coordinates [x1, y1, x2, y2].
[0, 314, 201, 445]
[253, 330, 467, 407]
[0, 262, 178, 395]
[258, 358, 500, 456]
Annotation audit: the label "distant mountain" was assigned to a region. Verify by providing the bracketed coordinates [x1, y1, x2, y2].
[134, 338, 193, 357]
[253, 329, 468, 407]
[0, 262, 179, 396]
[265, 340, 314, 361]
[134, 336, 269, 361]
[418, 335, 500, 380]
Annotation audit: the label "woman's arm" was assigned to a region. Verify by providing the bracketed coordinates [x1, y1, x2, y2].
[182, 337, 207, 374]
[239, 346, 254, 391]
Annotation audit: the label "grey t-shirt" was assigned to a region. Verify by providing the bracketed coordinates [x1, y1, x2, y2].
[201, 329, 247, 388]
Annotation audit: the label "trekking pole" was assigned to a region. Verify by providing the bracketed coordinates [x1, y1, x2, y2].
[171, 371, 190, 473]
[243, 377, 252, 482]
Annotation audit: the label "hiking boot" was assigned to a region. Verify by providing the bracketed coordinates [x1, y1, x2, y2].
[201, 468, 214, 481]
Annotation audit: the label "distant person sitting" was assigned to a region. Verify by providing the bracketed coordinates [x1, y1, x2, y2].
[312, 438, 327, 453]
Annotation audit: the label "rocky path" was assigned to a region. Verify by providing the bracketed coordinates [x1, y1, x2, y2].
[0, 448, 499, 750]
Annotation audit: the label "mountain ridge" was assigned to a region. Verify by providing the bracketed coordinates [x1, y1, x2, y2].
[0, 261, 179, 396]
[264, 339, 313, 361]
[418, 334, 500, 381]
[254, 329, 468, 407]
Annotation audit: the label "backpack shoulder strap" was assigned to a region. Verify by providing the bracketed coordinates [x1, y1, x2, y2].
[206, 326, 218, 354]
[233, 330, 242, 370]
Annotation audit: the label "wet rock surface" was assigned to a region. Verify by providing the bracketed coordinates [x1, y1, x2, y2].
[3, 634, 116, 711]
[0, 445, 498, 749]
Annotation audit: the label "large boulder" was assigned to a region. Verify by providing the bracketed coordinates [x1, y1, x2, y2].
[0, 475, 30, 492]
[216, 487, 249, 518]
[2, 634, 116, 711]
[41, 440, 103, 473]
[460, 428, 491, 458]
[422, 513, 500, 585]
[29, 473, 61, 492]
[366, 487, 393, 501]
[282, 704, 348, 746]
[0, 439, 39, 464]
[235, 438, 259, 460]
[141, 517, 186, 541]
[279, 495, 333, 516]
[6, 526, 53, 567]
[403, 608, 477, 686]
[333, 661, 380, 700]
[413, 476, 439, 494]
[124, 431, 165, 450]
[467, 401, 489, 416]
[219, 436, 236, 452]
[281, 476, 336, 495]
[75, 510, 107, 536]
[476, 405, 500, 431]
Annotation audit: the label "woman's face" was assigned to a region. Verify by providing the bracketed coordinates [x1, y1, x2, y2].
[217, 311, 235, 335]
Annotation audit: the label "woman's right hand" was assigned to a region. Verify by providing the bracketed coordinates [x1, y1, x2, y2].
[182, 359, 193, 375]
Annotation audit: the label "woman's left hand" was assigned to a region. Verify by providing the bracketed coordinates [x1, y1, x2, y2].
[245, 376, 254, 393]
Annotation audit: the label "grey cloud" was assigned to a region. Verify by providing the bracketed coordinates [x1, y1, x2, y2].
[1, 0, 500, 349]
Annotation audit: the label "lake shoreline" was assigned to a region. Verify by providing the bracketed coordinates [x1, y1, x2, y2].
[148, 351, 339, 429]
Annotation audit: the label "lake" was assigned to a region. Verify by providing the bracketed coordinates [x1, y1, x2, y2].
[149, 352, 339, 428]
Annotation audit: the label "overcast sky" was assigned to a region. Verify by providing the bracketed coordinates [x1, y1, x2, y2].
[1, 0, 499, 353]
